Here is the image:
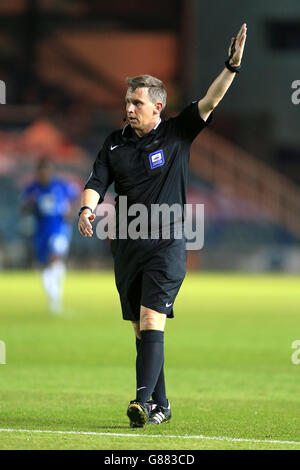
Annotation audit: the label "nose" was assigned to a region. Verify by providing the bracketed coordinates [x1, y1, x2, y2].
[127, 102, 135, 114]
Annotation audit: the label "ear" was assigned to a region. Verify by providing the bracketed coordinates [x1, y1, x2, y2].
[154, 102, 163, 115]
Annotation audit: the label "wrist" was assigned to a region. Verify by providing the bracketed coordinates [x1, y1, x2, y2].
[78, 205, 94, 217]
[229, 59, 241, 67]
[225, 59, 241, 73]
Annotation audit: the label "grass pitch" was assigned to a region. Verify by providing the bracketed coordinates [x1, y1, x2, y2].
[0, 271, 299, 450]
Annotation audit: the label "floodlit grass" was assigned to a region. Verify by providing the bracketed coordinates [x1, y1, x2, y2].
[0, 271, 299, 449]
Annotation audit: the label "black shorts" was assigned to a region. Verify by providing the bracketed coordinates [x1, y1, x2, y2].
[110, 237, 187, 321]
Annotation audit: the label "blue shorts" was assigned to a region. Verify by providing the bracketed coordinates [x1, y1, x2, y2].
[34, 225, 72, 264]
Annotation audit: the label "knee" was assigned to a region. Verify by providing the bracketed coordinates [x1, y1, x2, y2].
[140, 306, 166, 331]
[132, 321, 141, 339]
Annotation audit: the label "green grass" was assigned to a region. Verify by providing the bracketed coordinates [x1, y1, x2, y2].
[0, 271, 300, 449]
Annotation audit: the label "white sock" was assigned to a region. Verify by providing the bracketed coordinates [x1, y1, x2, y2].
[42, 260, 66, 314]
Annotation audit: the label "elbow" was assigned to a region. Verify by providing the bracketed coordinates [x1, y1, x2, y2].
[209, 99, 219, 110]
[205, 91, 221, 110]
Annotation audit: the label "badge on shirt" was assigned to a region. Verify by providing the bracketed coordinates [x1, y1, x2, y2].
[149, 149, 164, 170]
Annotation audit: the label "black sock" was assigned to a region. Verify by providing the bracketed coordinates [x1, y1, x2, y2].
[135, 337, 141, 390]
[136, 330, 165, 405]
[135, 334, 168, 407]
[136, 337, 168, 407]
[152, 364, 168, 408]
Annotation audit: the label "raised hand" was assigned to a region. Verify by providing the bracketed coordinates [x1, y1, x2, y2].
[228, 23, 247, 67]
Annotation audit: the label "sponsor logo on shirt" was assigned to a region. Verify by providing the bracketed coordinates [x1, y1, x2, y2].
[149, 149, 164, 170]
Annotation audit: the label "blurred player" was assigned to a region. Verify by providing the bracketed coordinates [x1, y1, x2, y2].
[21, 158, 79, 314]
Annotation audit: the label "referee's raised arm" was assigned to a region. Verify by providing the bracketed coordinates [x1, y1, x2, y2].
[198, 23, 247, 121]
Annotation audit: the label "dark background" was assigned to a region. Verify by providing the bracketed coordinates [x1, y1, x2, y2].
[0, 0, 299, 272]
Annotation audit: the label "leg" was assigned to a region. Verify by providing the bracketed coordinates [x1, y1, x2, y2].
[132, 320, 141, 340]
[127, 307, 169, 427]
[132, 307, 166, 336]
[140, 306, 166, 332]
[132, 320, 142, 397]
[135, 306, 167, 405]
[42, 255, 66, 314]
[127, 239, 186, 426]
[132, 309, 168, 406]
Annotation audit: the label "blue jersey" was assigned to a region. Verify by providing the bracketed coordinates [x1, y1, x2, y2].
[22, 178, 78, 232]
[22, 178, 79, 263]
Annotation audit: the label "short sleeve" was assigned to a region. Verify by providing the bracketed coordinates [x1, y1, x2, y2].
[84, 136, 114, 203]
[171, 101, 213, 142]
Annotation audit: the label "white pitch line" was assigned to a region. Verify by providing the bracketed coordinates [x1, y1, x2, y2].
[0, 428, 299, 446]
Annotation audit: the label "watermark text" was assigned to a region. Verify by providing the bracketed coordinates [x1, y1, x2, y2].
[95, 197, 205, 250]
[0, 340, 6, 364]
[291, 340, 300, 365]
[0, 80, 6, 104]
[291, 80, 300, 105]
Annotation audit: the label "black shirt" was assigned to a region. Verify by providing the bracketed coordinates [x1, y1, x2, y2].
[85, 101, 213, 237]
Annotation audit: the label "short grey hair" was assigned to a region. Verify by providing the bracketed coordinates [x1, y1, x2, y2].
[126, 75, 167, 110]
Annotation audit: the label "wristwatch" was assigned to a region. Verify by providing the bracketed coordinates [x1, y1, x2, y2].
[78, 206, 93, 217]
[225, 59, 241, 73]
[225, 37, 241, 73]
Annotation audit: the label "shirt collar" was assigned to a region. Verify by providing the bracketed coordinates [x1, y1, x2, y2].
[153, 118, 161, 130]
[122, 118, 162, 138]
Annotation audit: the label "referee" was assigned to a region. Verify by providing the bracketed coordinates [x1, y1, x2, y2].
[78, 24, 247, 428]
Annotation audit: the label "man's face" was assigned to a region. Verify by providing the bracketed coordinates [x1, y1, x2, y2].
[125, 87, 161, 136]
[37, 163, 53, 186]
